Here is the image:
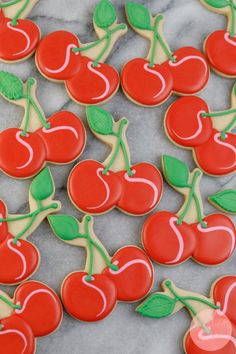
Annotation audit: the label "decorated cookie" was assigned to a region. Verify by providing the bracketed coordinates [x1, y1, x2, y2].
[209, 188, 236, 214]
[0, 280, 62, 353]
[137, 276, 236, 353]
[200, 0, 236, 77]
[49, 214, 153, 322]
[0, 167, 61, 285]
[121, 2, 209, 107]
[165, 83, 236, 176]
[142, 155, 236, 266]
[36, 0, 127, 106]
[68, 106, 163, 216]
[0, 0, 40, 63]
[0, 71, 86, 179]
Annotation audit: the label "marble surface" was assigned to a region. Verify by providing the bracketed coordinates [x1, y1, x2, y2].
[0, 0, 236, 353]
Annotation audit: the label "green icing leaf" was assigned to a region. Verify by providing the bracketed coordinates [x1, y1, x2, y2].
[0, 71, 24, 100]
[93, 0, 117, 28]
[209, 189, 236, 213]
[30, 168, 54, 201]
[163, 155, 190, 188]
[137, 293, 177, 318]
[126, 2, 151, 30]
[87, 106, 114, 135]
[48, 215, 79, 241]
[203, 0, 230, 8]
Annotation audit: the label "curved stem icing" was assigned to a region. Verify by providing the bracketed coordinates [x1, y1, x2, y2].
[177, 170, 206, 227]
[11, 0, 30, 26]
[229, 0, 236, 37]
[0, 0, 22, 8]
[0, 294, 21, 309]
[165, 281, 219, 334]
[77, 216, 118, 283]
[0, 203, 59, 244]
[221, 115, 236, 140]
[202, 108, 236, 118]
[72, 24, 126, 67]
[103, 118, 133, 176]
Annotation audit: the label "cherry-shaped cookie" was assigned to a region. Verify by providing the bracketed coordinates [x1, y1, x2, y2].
[137, 277, 236, 354]
[0, 280, 62, 353]
[165, 83, 236, 176]
[142, 156, 236, 266]
[68, 107, 163, 216]
[0, 71, 86, 179]
[36, 0, 127, 105]
[200, 0, 236, 77]
[0, 168, 61, 285]
[49, 214, 153, 322]
[0, 0, 40, 63]
[209, 188, 236, 214]
[121, 2, 209, 107]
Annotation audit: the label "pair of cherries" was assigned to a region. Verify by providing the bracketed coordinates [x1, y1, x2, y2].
[0, 111, 85, 178]
[165, 96, 236, 176]
[0, 281, 62, 354]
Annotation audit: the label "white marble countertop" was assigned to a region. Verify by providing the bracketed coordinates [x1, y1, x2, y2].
[0, 0, 236, 353]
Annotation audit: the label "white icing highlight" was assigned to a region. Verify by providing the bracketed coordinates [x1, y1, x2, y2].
[82, 275, 107, 317]
[214, 133, 236, 170]
[124, 170, 158, 208]
[16, 132, 33, 170]
[45, 44, 78, 74]
[87, 61, 110, 100]
[42, 125, 78, 139]
[198, 329, 236, 347]
[7, 21, 30, 56]
[7, 239, 27, 280]
[217, 282, 236, 316]
[109, 258, 152, 277]
[169, 55, 208, 74]
[197, 223, 235, 256]
[87, 168, 110, 210]
[224, 33, 236, 46]
[144, 63, 166, 98]
[0, 213, 3, 226]
[166, 217, 184, 264]
[15, 289, 55, 314]
[174, 111, 205, 140]
[0, 329, 27, 352]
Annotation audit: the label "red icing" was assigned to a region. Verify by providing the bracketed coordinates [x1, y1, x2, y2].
[0, 315, 35, 354]
[194, 129, 236, 176]
[163, 47, 209, 94]
[213, 276, 236, 326]
[205, 30, 236, 77]
[0, 200, 8, 244]
[102, 246, 153, 302]
[14, 281, 63, 337]
[165, 96, 212, 147]
[66, 56, 119, 105]
[36, 30, 81, 80]
[61, 272, 117, 322]
[121, 58, 173, 106]
[116, 163, 163, 215]
[0, 233, 39, 285]
[192, 214, 236, 265]
[36, 111, 86, 163]
[142, 211, 196, 265]
[0, 128, 47, 178]
[0, 12, 40, 62]
[68, 160, 123, 214]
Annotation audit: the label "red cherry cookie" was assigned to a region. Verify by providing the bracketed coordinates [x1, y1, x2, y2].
[142, 156, 236, 267]
[121, 2, 209, 107]
[0, 71, 86, 179]
[0, 168, 61, 285]
[68, 107, 163, 216]
[36, 0, 127, 105]
[49, 215, 154, 322]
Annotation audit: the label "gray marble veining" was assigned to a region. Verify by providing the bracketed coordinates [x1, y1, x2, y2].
[0, 0, 236, 353]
